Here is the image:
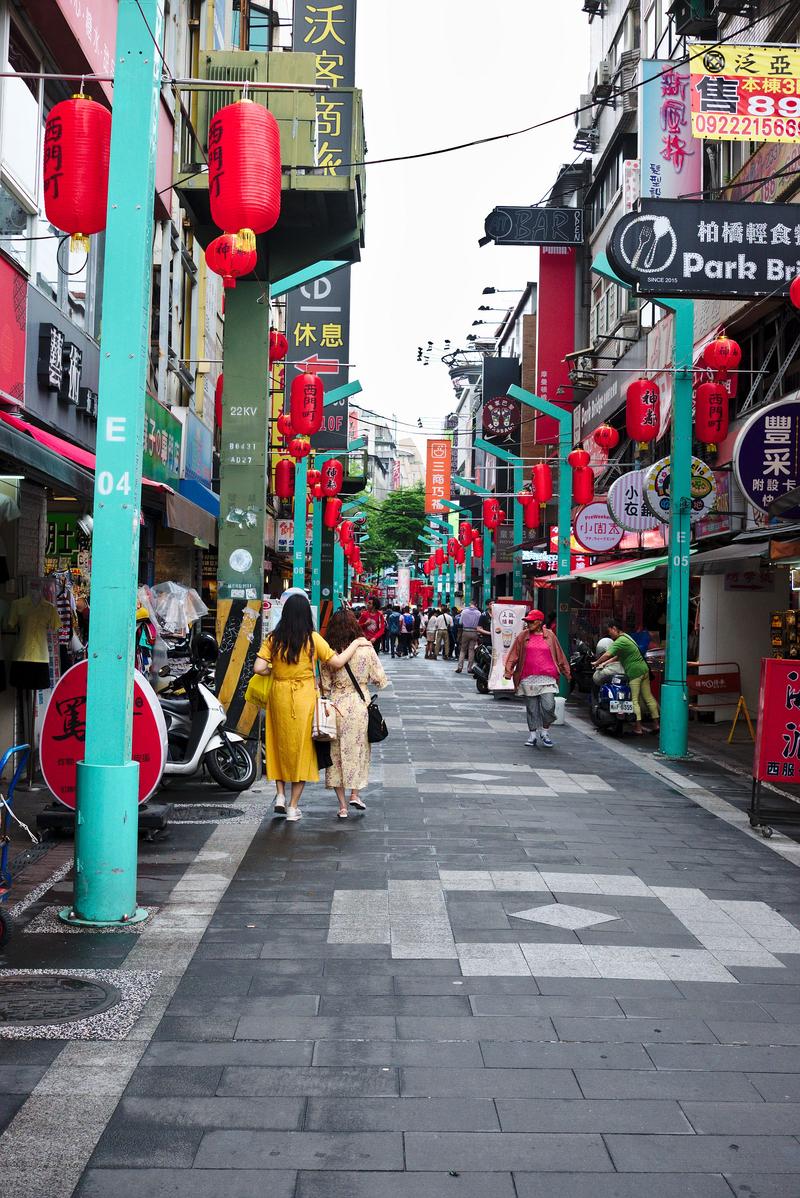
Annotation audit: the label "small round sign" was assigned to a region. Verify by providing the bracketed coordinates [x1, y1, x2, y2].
[573, 501, 624, 553]
[607, 469, 659, 532]
[733, 397, 800, 519]
[482, 395, 520, 437]
[40, 662, 168, 809]
[643, 455, 716, 524]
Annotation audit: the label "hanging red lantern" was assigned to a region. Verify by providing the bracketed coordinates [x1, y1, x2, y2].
[626, 378, 660, 449]
[695, 380, 729, 452]
[523, 498, 538, 531]
[205, 233, 257, 289]
[43, 95, 111, 251]
[572, 465, 594, 505]
[274, 458, 295, 500]
[215, 373, 224, 428]
[290, 372, 324, 436]
[339, 519, 354, 546]
[312, 482, 324, 500]
[593, 424, 620, 451]
[276, 412, 294, 441]
[458, 521, 473, 546]
[472, 535, 484, 557]
[703, 334, 742, 375]
[447, 537, 460, 556]
[208, 100, 281, 242]
[482, 498, 503, 531]
[321, 458, 343, 496]
[306, 469, 322, 489]
[516, 489, 533, 506]
[289, 436, 311, 460]
[567, 448, 590, 469]
[790, 277, 800, 310]
[453, 544, 465, 565]
[434, 546, 445, 567]
[323, 497, 342, 528]
[269, 329, 288, 365]
[531, 463, 553, 508]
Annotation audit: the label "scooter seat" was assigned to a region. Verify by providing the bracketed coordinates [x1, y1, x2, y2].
[160, 697, 191, 714]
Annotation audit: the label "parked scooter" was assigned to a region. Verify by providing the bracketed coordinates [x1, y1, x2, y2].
[569, 639, 594, 694]
[472, 639, 492, 694]
[158, 633, 257, 791]
[590, 671, 636, 736]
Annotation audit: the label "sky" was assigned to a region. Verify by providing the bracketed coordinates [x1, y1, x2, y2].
[350, 3, 590, 448]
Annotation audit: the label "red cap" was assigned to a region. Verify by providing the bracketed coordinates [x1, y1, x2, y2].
[524, 609, 545, 622]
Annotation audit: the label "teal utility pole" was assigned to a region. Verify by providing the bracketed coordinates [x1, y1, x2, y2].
[427, 516, 452, 605]
[309, 387, 363, 611]
[335, 488, 366, 610]
[475, 436, 525, 601]
[292, 457, 309, 588]
[441, 500, 470, 602]
[507, 385, 574, 689]
[593, 254, 694, 758]
[452, 474, 491, 608]
[62, 0, 163, 927]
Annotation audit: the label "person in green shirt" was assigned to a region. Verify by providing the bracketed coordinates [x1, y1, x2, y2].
[593, 621, 659, 736]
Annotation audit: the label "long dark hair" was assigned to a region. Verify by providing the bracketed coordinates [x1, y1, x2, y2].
[325, 608, 361, 653]
[269, 594, 314, 664]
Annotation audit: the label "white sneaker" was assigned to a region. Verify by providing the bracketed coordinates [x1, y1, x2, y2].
[286, 808, 303, 822]
[525, 733, 538, 747]
[539, 732, 554, 748]
[274, 799, 286, 815]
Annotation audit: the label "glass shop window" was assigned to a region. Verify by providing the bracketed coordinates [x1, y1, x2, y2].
[1, 21, 39, 202]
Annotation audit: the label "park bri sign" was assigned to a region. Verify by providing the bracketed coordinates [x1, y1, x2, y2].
[608, 199, 800, 298]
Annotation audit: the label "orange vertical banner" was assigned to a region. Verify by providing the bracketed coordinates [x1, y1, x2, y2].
[425, 439, 452, 514]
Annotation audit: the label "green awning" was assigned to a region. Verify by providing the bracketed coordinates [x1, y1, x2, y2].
[540, 552, 686, 585]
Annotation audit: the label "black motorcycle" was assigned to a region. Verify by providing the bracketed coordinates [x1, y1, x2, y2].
[569, 639, 594, 694]
[472, 638, 492, 694]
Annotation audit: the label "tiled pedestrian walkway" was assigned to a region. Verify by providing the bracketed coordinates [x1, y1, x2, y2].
[9, 655, 800, 1197]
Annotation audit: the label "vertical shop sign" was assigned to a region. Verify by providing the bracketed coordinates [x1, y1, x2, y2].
[425, 439, 451, 515]
[535, 247, 576, 444]
[753, 658, 800, 783]
[640, 59, 702, 201]
[285, 269, 351, 449]
[142, 392, 182, 486]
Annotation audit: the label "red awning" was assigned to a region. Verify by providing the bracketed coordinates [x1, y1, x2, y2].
[0, 411, 167, 491]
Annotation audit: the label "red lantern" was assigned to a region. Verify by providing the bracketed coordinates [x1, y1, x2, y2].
[323, 497, 342, 528]
[269, 330, 289, 365]
[567, 448, 590, 469]
[453, 544, 466, 565]
[482, 498, 503, 531]
[531, 463, 553, 507]
[703, 334, 742, 375]
[276, 411, 294, 440]
[572, 465, 594, 505]
[472, 535, 484, 557]
[321, 459, 343, 496]
[306, 469, 322, 489]
[214, 373, 224, 428]
[447, 537, 460, 556]
[339, 519, 354, 546]
[695, 380, 729, 452]
[458, 521, 473, 546]
[523, 498, 538, 531]
[274, 458, 295, 500]
[289, 436, 311, 460]
[312, 482, 324, 500]
[208, 100, 281, 240]
[790, 277, 800, 310]
[43, 96, 111, 250]
[516, 489, 532, 506]
[205, 233, 257, 289]
[626, 378, 660, 449]
[593, 424, 620, 451]
[435, 546, 445, 567]
[290, 372, 324, 436]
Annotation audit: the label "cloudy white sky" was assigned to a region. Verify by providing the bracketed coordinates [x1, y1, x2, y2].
[350, 3, 590, 443]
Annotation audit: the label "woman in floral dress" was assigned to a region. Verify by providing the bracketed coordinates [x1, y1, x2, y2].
[321, 608, 389, 818]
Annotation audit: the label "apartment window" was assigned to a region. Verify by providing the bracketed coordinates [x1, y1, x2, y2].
[2, 21, 39, 202]
[644, 2, 657, 57]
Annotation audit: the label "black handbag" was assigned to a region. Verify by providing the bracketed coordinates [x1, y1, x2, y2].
[344, 663, 389, 743]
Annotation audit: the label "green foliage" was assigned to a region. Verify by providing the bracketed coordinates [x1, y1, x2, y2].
[360, 483, 427, 572]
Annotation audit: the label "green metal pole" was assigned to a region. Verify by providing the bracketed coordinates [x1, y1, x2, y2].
[474, 437, 524, 600]
[465, 543, 472, 603]
[483, 530, 492, 608]
[333, 541, 344, 610]
[64, 0, 163, 927]
[292, 456, 308, 588]
[310, 494, 323, 611]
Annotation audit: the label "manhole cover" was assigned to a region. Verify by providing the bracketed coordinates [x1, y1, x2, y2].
[169, 805, 241, 821]
[0, 975, 121, 1025]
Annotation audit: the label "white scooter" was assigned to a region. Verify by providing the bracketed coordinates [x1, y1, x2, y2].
[158, 634, 256, 792]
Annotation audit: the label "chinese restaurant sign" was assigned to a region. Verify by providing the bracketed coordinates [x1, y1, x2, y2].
[285, 269, 351, 450]
[607, 469, 660, 533]
[293, 0, 356, 177]
[691, 42, 800, 144]
[734, 398, 800, 520]
[425, 439, 452, 515]
[609, 199, 800, 298]
[753, 658, 800, 785]
[143, 392, 182, 485]
[573, 502, 623, 554]
[640, 59, 702, 201]
[483, 207, 584, 247]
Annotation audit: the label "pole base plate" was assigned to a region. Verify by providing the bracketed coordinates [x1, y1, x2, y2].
[57, 906, 150, 929]
[653, 750, 696, 762]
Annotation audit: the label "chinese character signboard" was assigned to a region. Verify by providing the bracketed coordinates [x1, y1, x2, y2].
[753, 658, 800, 785]
[734, 398, 800, 520]
[143, 392, 182, 485]
[609, 199, 800, 298]
[293, 0, 356, 177]
[535, 247, 576, 443]
[640, 60, 702, 201]
[285, 269, 351, 449]
[643, 454, 717, 523]
[573, 502, 624, 553]
[607, 469, 660, 533]
[425, 439, 451, 515]
[691, 42, 800, 144]
[483, 206, 584, 247]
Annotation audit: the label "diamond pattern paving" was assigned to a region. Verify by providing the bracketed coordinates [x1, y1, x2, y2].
[511, 903, 621, 930]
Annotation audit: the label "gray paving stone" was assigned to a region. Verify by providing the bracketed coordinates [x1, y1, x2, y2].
[681, 1100, 800, 1133]
[141, 1041, 313, 1067]
[748, 1072, 800, 1100]
[294, 1171, 516, 1198]
[404, 1131, 613, 1172]
[707, 1020, 800, 1045]
[311, 1040, 484, 1068]
[0, 1066, 47, 1093]
[647, 1044, 800, 1072]
[125, 1067, 223, 1097]
[553, 1016, 718, 1044]
[481, 1041, 655, 1070]
[396, 1016, 556, 1041]
[76, 1170, 298, 1197]
[726, 1176, 800, 1198]
[305, 1097, 500, 1131]
[234, 1015, 396, 1040]
[117, 1096, 304, 1129]
[400, 1067, 581, 1099]
[606, 1133, 800, 1172]
[511, 1175, 732, 1198]
[194, 1130, 404, 1170]
[89, 1120, 203, 1168]
[218, 1067, 399, 1097]
[469, 994, 622, 1017]
[495, 1098, 691, 1133]
[318, 996, 471, 1016]
[575, 1069, 763, 1100]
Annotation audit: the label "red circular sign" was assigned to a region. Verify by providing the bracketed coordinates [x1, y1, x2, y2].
[40, 662, 168, 809]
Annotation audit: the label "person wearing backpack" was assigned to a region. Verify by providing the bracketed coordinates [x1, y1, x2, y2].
[593, 620, 659, 736]
[387, 607, 401, 658]
[399, 606, 413, 657]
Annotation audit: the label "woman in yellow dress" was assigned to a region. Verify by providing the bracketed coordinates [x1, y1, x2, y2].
[253, 594, 370, 822]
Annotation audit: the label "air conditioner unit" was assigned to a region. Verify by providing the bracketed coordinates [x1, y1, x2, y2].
[714, 0, 752, 12]
[573, 127, 600, 154]
[668, 0, 716, 36]
[620, 49, 640, 113]
[592, 57, 614, 102]
[576, 94, 594, 131]
[582, 0, 605, 17]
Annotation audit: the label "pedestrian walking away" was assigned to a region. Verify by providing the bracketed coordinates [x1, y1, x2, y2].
[594, 620, 659, 736]
[386, 606, 401, 658]
[436, 607, 453, 660]
[320, 608, 389, 817]
[253, 594, 371, 820]
[504, 608, 570, 749]
[456, 597, 481, 673]
[424, 607, 438, 658]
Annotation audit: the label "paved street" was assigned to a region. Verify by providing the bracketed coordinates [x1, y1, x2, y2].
[4, 656, 800, 1196]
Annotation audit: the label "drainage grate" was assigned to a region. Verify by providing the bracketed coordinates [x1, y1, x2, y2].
[0, 974, 121, 1026]
[169, 804, 242, 822]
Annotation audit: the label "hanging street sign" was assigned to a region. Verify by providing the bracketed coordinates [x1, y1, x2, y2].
[639, 59, 702, 202]
[643, 454, 717, 524]
[690, 43, 800, 145]
[608, 199, 800, 298]
[573, 501, 624, 554]
[607, 469, 660, 532]
[483, 206, 584, 247]
[733, 397, 800, 521]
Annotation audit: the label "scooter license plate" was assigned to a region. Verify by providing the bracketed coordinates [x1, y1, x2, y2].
[609, 700, 634, 714]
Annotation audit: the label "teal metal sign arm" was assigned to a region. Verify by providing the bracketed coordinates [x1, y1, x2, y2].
[474, 436, 524, 601]
[309, 420, 363, 610]
[452, 474, 491, 496]
[592, 252, 694, 758]
[271, 260, 349, 298]
[333, 487, 367, 610]
[451, 474, 491, 604]
[324, 379, 362, 406]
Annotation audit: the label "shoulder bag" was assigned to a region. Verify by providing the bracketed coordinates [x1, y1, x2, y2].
[312, 653, 338, 742]
[245, 669, 273, 710]
[344, 662, 389, 744]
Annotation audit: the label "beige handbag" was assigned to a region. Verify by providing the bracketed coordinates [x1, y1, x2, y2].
[311, 657, 338, 741]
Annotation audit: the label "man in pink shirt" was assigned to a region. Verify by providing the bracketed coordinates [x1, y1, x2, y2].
[503, 609, 571, 749]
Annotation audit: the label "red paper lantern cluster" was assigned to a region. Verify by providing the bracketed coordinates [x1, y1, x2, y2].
[626, 378, 660, 449]
[274, 458, 295, 500]
[593, 424, 620, 451]
[205, 233, 257, 289]
[208, 100, 281, 244]
[695, 380, 729, 452]
[703, 334, 741, 375]
[290, 372, 324, 437]
[269, 330, 288, 365]
[472, 535, 484, 557]
[43, 95, 111, 250]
